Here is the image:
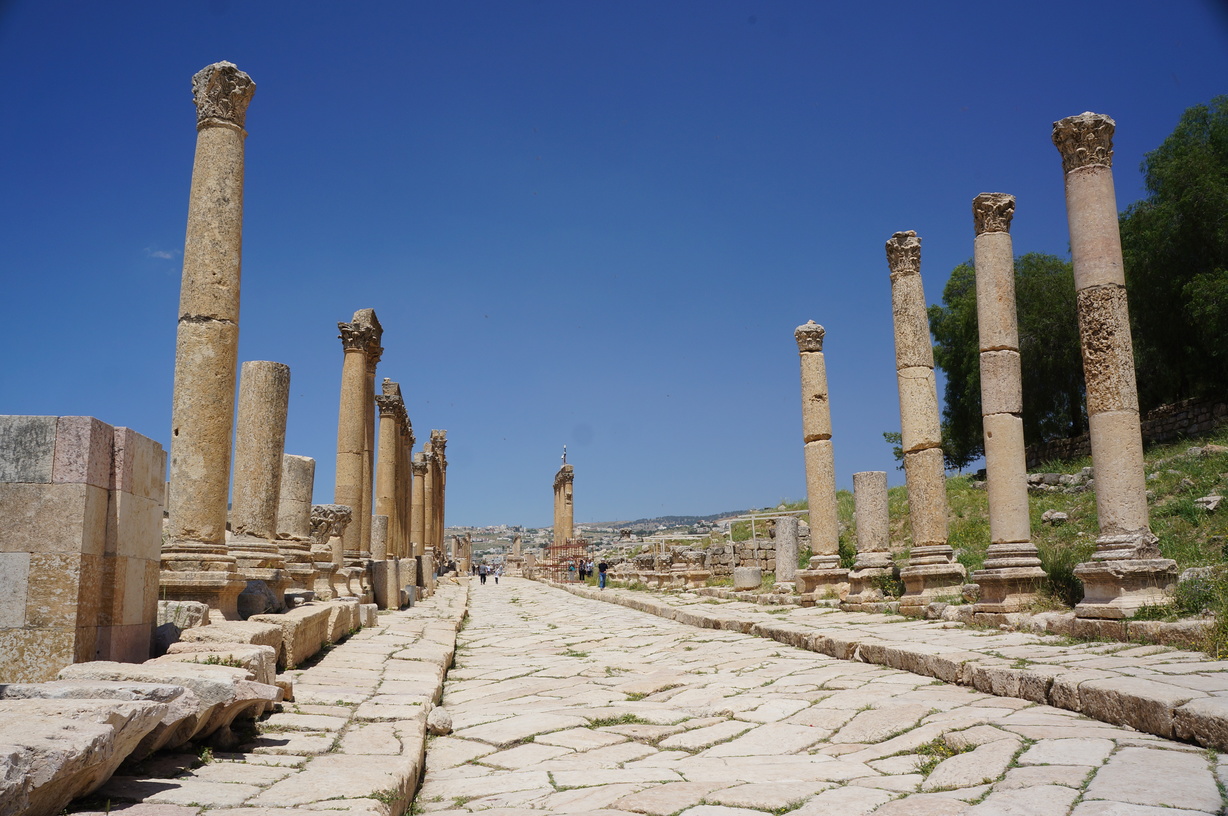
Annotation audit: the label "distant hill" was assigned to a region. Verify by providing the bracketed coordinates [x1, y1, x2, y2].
[583, 510, 747, 529]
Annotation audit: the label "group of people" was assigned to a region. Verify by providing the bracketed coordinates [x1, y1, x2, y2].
[569, 559, 610, 589]
[472, 562, 502, 584]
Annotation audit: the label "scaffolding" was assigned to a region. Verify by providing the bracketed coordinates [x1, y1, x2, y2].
[539, 538, 591, 583]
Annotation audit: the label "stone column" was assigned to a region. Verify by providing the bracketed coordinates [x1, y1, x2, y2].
[793, 320, 849, 596]
[423, 448, 437, 560]
[361, 328, 383, 557]
[967, 194, 1047, 615]
[411, 453, 427, 558]
[371, 514, 389, 561]
[886, 230, 966, 616]
[161, 62, 255, 620]
[276, 454, 318, 591]
[375, 386, 404, 559]
[774, 516, 799, 586]
[843, 471, 896, 610]
[1053, 113, 1177, 618]
[431, 430, 449, 557]
[554, 464, 574, 544]
[229, 361, 292, 613]
[335, 309, 381, 564]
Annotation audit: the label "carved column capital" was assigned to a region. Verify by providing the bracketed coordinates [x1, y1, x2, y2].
[794, 320, 825, 353]
[375, 394, 404, 417]
[554, 464, 575, 489]
[339, 322, 374, 352]
[366, 343, 384, 369]
[885, 231, 921, 278]
[1053, 112, 1115, 173]
[411, 457, 428, 476]
[973, 193, 1016, 235]
[310, 503, 353, 543]
[192, 62, 255, 130]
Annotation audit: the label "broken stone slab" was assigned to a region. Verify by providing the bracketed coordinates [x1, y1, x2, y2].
[178, 620, 283, 651]
[161, 642, 278, 686]
[58, 661, 280, 754]
[250, 603, 333, 670]
[1174, 695, 1228, 751]
[359, 603, 378, 627]
[0, 680, 185, 704]
[326, 598, 362, 643]
[0, 698, 167, 816]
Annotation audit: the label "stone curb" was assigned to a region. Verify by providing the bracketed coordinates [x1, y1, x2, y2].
[550, 581, 1228, 752]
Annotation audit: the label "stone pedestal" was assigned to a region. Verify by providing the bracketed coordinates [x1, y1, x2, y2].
[732, 566, 761, 592]
[1053, 113, 1177, 617]
[162, 62, 255, 620]
[844, 471, 896, 610]
[886, 231, 966, 615]
[968, 194, 1047, 614]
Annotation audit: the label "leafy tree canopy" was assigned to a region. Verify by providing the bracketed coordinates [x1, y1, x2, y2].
[1120, 95, 1228, 410]
[929, 253, 1085, 469]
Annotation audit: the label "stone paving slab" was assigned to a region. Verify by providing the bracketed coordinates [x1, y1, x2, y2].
[416, 578, 1227, 815]
[555, 580, 1228, 751]
[72, 585, 468, 816]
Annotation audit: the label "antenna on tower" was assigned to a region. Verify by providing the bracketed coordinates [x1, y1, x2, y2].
[561, 445, 567, 465]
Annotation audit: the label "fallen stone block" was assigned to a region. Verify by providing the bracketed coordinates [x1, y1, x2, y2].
[0, 698, 167, 816]
[325, 598, 361, 643]
[0, 680, 184, 705]
[160, 642, 278, 686]
[250, 603, 333, 670]
[178, 620, 282, 652]
[360, 603, 378, 627]
[58, 661, 279, 754]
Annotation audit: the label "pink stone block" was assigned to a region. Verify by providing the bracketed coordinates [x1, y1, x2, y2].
[111, 426, 167, 501]
[53, 416, 114, 489]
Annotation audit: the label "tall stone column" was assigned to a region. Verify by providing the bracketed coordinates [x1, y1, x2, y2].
[432, 430, 448, 557]
[423, 447, 437, 559]
[411, 453, 427, 558]
[554, 464, 574, 544]
[1052, 113, 1177, 618]
[361, 328, 383, 557]
[335, 309, 381, 564]
[968, 194, 1047, 615]
[886, 231, 966, 616]
[843, 471, 895, 610]
[276, 454, 318, 590]
[375, 385, 405, 559]
[793, 320, 849, 596]
[161, 61, 254, 619]
[229, 361, 292, 612]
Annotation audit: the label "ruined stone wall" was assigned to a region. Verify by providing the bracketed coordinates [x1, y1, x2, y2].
[1025, 396, 1228, 469]
[705, 540, 776, 576]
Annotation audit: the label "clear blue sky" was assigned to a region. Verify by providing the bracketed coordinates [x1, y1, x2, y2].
[2, 1, 1226, 527]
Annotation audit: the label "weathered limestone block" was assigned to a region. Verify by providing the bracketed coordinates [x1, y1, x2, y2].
[360, 603, 378, 627]
[57, 660, 279, 754]
[732, 567, 761, 591]
[162, 642, 277, 686]
[177, 619, 282, 652]
[844, 471, 895, 610]
[0, 416, 166, 682]
[249, 603, 333, 669]
[0, 698, 168, 816]
[372, 557, 403, 610]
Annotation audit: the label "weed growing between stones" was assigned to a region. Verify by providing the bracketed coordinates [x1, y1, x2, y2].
[913, 737, 974, 776]
[586, 714, 650, 728]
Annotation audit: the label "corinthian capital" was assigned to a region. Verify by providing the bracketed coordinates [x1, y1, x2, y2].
[554, 464, 575, 489]
[885, 231, 921, 278]
[1052, 112, 1115, 173]
[375, 394, 404, 417]
[310, 503, 353, 543]
[973, 193, 1016, 236]
[794, 320, 825, 353]
[411, 455, 428, 477]
[338, 322, 374, 352]
[192, 62, 255, 129]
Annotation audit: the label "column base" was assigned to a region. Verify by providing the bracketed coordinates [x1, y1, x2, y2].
[971, 566, 1047, 613]
[899, 546, 967, 617]
[158, 568, 246, 621]
[796, 567, 850, 601]
[1074, 558, 1178, 619]
[843, 565, 894, 609]
[685, 570, 711, 589]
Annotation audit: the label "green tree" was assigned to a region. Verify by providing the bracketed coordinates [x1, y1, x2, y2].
[929, 253, 1085, 465]
[1120, 96, 1228, 410]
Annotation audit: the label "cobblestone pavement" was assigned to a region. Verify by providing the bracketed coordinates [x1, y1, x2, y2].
[419, 578, 1226, 816]
[78, 584, 468, 816]
[556, 583, 1228, 751]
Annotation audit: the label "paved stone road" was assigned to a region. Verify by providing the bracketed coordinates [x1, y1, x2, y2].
[420, 578, 1226, 816]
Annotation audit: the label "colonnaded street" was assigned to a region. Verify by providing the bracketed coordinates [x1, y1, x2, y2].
[420, 579, 1223, 816]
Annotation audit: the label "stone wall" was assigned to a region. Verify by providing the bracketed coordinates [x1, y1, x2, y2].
[706, 539, 776, 576]
[0, 416, 166, 682]
[1025, 396, 1228, 469]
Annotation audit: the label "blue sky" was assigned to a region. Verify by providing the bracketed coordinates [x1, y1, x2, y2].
[2, 1, 1226, 527]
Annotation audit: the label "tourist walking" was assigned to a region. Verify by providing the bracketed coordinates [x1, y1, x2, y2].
[598, 559, 609, 589]
[479, 564, 488, 585]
